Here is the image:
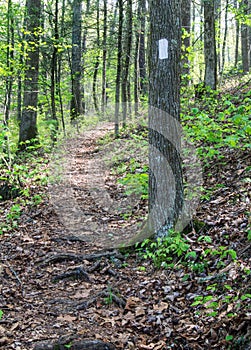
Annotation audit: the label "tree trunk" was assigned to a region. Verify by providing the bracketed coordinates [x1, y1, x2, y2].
[139, 0, 147, 96]
[181, 0, 191, 83]
[122, 0, 133, 127]
[93, 0, 100, 113]
[4, 0, 14, 127]
[114, 0, 123, 136]
[204, 0, 217, 89]
[70, 0, 82, 121]
[19, 0, 41, 148]
[235, 0, 240, 67]
[101, 0, 107, 114]
[82, 0, 91, 114]
[50, 0, 59, 140]
[148, 0, 183, 237]
[220, 0, 229, 76]
[241, 0, 249, 73]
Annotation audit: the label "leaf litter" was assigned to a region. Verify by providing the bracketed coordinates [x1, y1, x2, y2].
[0, 122, 250, 349]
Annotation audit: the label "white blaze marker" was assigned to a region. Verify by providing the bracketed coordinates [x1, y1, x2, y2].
[159, 38, 168, 60]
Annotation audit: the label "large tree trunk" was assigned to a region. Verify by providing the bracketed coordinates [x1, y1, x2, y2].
[148, 0, 183, 238]
[19, 0, 41, 148]
[70, 0, 82, 121]
[204, 0, 217, 89]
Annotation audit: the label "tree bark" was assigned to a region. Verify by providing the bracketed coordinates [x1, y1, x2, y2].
[70, 0, 82, 121]
[114, 0, 123, 136]
[204, 0, 217, 89]
[101, 0, 107, 114]
[235, 0, 240, 67]
[122, 0, 133, 127]
[4, 0, 14, 127]
[148, 0, 183, 237]
[93, 0, 100, 113]
[181, 0, 191, 83]
[19, 0, 41, 148]
[241, 0, 249, 73]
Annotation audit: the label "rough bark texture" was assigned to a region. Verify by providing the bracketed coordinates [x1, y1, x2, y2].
[70, 0, 82, 120]
[19, 0, 41, 146]
[241, 0, 249, 73]
[139, 0, 147, 95]
[122, 0, 133, 127]
[114, 0, 123, 135]
[148, 0, 183, 237]
[204, 0, 217, 89]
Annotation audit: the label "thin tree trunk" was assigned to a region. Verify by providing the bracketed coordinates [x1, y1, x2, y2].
[204, 0, 217, 89]
[82, 0, 91, 114]
[220, 0, 229, 76]
[4, 0, 14, 127]
[241, 0, 249, 73]
[181, 0, 191, 83]
[57, 0, 66, 135]
[235, 0, 240, 67]
[19, 0, 41, 148]
[139, 0, 146, 96]
[134, 23, 140, 116]
[101, 0, 107, 114]
[114, 0, 123, 136]
[93, 0, 100, 113]
[122, 0, 133, 127]
[215, 0, 221, 75]
[50, 0, 59, 140]
[70, 0, 82, 121]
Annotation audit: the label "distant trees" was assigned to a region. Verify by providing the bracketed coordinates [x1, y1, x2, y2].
[1, 0, 251, 148]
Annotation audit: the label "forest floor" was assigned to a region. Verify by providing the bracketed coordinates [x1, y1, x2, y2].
[0, 121, 250, 350]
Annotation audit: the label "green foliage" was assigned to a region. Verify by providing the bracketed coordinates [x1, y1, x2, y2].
[182, 92, 251, 165]
[118, 172, 148, 199]
[136, 231, 191, 268]
[0, 309, 3, 320]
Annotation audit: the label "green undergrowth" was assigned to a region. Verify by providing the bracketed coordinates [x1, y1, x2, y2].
[135, 232, 251, 323]
[0, 133, 49, 235]
[181, 85, 251, 165]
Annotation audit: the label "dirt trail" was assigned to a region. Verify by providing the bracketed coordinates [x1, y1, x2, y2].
[0, 122, 250, 350]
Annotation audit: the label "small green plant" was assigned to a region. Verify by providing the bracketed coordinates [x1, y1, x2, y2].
[118, 172, 148, 199]
[0, 309, 3, 320]
[104, 287, 113, 305]
[136, 231, 190, 268]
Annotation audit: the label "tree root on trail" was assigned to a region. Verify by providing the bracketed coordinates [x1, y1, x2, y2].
[52, 266, 92, 283]
[34, 335, 116, 350]
[38, 251, 124, 266]
[74, 288, 126, 310]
